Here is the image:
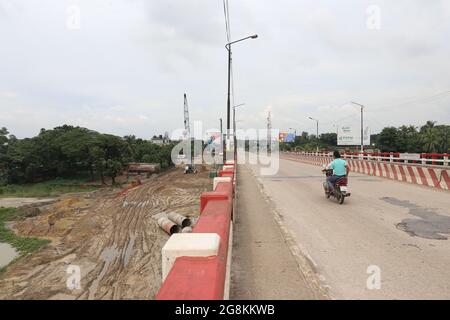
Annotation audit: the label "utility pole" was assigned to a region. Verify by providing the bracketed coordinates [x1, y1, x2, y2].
[308, 117, 319, 153]
[225, 34, 258, 162]
[351, 102, 365, 153]
[267, 111, 272, 152]
[289, 128, 297, 138]
[220, 118, 224, 164]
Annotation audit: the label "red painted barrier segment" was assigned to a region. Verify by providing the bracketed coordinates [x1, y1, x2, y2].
[283, 153, 450, 191]
[218, 169, 234, 178]
[156, 164, 236, 300]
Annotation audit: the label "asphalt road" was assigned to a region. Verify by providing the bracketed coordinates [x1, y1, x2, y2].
[245, 155, 450, 299]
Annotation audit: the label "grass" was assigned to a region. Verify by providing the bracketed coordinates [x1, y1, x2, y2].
[0, 177, 101, 198]
[0, 207, 50, 257]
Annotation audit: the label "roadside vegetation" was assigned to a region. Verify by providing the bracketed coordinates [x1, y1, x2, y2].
[0, 125, 176, 193]
[0, 207, 50, 263]
[0, 177, 101, 198]
[281, 120, 450, 153]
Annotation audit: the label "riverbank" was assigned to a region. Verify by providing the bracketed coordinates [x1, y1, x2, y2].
[0, 207, 50, 272]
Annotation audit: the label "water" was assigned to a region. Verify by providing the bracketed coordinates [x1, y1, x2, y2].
[0, 243, 18, 268]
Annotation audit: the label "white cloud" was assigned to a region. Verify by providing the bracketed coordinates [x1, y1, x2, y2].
[0, 0, 449, 139]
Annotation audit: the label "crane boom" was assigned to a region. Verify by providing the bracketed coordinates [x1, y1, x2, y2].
[184, 93, 190, 138]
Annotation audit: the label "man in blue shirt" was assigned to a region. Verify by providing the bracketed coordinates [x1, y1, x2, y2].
[326, 151, 349, 192]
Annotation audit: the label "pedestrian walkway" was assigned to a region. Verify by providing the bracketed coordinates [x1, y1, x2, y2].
[230, 165, 320, 300]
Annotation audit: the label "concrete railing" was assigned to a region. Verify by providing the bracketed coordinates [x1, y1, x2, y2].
[156, 160, 236, 300]
[288, 151, 450, 166]
[283, 152, 450, 191]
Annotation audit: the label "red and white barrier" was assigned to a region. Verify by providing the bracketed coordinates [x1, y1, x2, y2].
[283, 153, 450, 191]
[156, 162, 236, 300]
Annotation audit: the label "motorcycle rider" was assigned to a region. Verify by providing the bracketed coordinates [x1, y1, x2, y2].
[326, 151, 350, 193]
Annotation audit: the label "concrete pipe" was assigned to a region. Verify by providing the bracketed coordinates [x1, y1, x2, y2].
[167, 212, 192, 228]
[182, 227, 193, 233]
[158, 217, 181, 235]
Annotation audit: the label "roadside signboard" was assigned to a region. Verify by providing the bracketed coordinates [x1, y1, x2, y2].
[399, 153, 421, 161]
[338, 126, 371, 146]
[285, 133, 295, 143]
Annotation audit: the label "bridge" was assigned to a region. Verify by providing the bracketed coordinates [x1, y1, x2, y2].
[157, 153, 450, 300]
[232, 153, 450, 299]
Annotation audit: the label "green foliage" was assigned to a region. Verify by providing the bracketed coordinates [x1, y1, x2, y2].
[0, 125, 176, 186]
[281, 121, 449, 153]
[376, 121, 449, 153]
[0, 177, 99, 198]
[0, 207, 50, 256]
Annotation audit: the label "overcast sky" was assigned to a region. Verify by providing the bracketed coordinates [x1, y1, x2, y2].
[1, 0, 450, 139]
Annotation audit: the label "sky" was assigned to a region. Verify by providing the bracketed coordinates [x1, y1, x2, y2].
[0, 0, 450, 139]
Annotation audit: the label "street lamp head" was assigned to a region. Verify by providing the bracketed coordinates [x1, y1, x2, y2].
[251, 34, 258, 39]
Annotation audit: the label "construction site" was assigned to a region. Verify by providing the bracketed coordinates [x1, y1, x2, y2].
[0, 165, 211, 300]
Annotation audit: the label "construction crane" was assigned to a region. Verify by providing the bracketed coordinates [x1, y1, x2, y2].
[267, 111, 272, 151]
[183, 93, 196, 174]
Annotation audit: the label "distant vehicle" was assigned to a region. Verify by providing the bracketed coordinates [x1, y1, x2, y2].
[322, 166, 351, 205]
[184, 165, 197, 174]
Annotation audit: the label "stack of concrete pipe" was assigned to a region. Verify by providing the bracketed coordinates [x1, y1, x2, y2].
[156, 212, 193, 235]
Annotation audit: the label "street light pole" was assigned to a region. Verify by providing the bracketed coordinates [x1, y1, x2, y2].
[351, 102, 365, 153]
[308, 117, 319, 153]
[220, 118, 224, 164]
[289, 128, 297, 137]
[225, 34, 258, 162]
[233, 103, 245, 136]
[233, 103, 245, 162]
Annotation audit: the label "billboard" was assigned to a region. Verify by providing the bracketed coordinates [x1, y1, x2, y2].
[205, 130, 221, 146]
[285, 133, 296, 143]
[279, 132, 288, 142]
[279, 132, 296, 143]
[338, 126, 371, 146]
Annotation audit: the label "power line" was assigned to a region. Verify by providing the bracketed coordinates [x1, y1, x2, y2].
[222, 0, 231, 42]
[370, 90, 450, 113]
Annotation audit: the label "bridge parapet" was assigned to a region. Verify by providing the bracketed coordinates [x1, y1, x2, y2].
[284, 152, 450, 191]
[156, 160, 236, 300]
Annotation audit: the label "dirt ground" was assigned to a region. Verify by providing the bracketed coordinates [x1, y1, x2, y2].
[0, 198, 57, 208]
[0, 166, 212, 300]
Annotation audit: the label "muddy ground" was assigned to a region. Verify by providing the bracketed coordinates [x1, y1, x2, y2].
[0, 167, 211, 300]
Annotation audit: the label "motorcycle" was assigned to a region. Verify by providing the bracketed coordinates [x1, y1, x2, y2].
[322, 166, 351, 204]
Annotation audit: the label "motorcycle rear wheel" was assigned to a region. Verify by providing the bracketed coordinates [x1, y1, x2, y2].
[338, 193, 345, 205]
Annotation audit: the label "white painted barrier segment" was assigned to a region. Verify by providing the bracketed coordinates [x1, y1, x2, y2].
[224, 222, 233, 300]
[213, 177, 232, 190]
[162, 233, 221, 281]
[225, 160, 235, 165]
[223, 165, 234, 171]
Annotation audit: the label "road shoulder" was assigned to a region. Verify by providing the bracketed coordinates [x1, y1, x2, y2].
[230, 164, 330, 300]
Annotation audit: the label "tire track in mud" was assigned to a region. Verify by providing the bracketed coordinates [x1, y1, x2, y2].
[0, 168, 211, 300]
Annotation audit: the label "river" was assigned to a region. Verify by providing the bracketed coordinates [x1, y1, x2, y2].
[0, 243, 18, 268]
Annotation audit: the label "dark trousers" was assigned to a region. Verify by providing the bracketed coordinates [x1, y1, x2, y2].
[327, 175, 345, 190]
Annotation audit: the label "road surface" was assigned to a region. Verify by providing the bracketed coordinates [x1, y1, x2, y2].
[244, 154, 450, 299]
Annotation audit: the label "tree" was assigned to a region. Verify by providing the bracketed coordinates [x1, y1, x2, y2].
[89, 146, 106, 185]
[421, 127, 440, 153]
[0, 127, 10, 184]
[319, 133, 337, 147]
[104, 159, 123, 185]
[377, 127, 399, 152]
[397, 125, 420, 153]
